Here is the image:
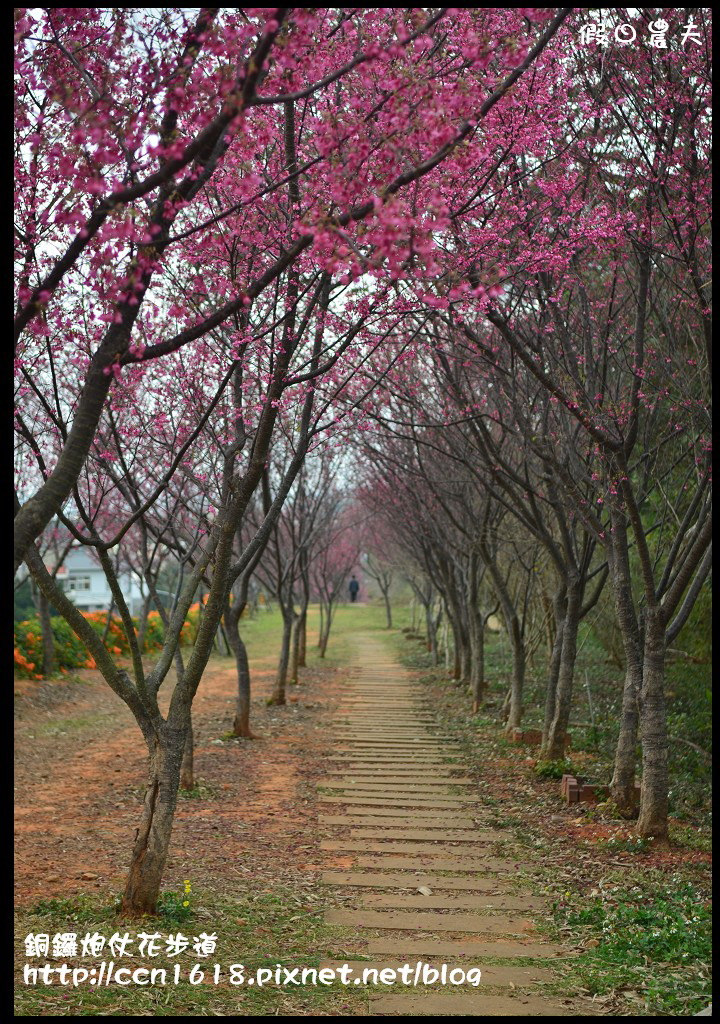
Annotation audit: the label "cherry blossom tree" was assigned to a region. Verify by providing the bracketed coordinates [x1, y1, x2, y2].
[16, 6, 709, 911]
[15, 7, 571, 570]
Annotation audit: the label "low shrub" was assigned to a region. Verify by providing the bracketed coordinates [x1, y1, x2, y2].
[14, 604, 201, 678]
[534, 758, 576, 780]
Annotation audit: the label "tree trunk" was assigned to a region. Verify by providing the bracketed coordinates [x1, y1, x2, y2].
[214, 622, 230, 656]
[611, 658, 642, 816]
[179, 715, 194, 790]
[542, 594, 565, 749]
[445, 606, 461, 679]
[319, 616, 332, 658]
[319, 599, 334, 657]
[233, 635, 253, 736]
[121, 724, 184, 916]
[470, 616, 485, 713]
[225, 608, 255, 738]
[383, 587, 392, 629]
[481, 544, 525, 731]
[608, 517, 642, 815]
[452, 638, 461, 680]
[269, 611, 292, 704]
[38, 589, 56, 677]
[465, 567, 485, 709]
[288, 613, 300, 684]
[542, 585, 566, 740]
[544, 579, 581, 759]
[460, 639, 471, 686]
[298, 608, 307, 667]
[505, 616, 525, 731]
[426, 602, 440, 667]
[448, 593, 470, 686]
[318, 602, 325, 649]
[637, 609, 669, 842]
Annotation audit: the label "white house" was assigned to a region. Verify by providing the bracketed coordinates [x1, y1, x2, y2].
[52, 547, 144, 616]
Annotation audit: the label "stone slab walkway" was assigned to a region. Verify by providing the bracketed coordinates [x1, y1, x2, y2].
[318, 632, 598, 1016]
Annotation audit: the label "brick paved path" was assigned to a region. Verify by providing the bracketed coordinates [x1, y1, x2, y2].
[318, 633, 594, 1016]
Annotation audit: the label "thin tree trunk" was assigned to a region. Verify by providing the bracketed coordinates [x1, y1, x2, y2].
[38, 589, 56, 677]
[383, 587, 392, 628]
[608, 517, 642, 815]
[288, 613, 300, 684]
[269, 611, 292, 704]
[121, 723, 184, 916]
[542, 588, 566, 750]
[318, 602, 325, 649]
[611, 660, 642, 812]
[505, 616, 525, 731]
[298, 608, 307, 667]
[460, 639, 471, 686]
[449, 595, 469, 684]
[179, 715, 194, 790]
[480, 543, 525, 730]
[637, 608, 669, 842]
[544, 578, 581, 759]
[452, 626, 461, 680]
[426, 602, 440, 667]
[319, 601, 333, 657]
[225, 603, 255, 738]
[470, 615, 485, 713]
[214, 622, 230, 656]
[234, 634, 253, 736]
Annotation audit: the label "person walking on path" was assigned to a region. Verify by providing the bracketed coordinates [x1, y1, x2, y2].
[348, 575, 360, 603]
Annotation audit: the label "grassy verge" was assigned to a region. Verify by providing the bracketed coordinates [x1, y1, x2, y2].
[550, 872, 711, 1015]
[15, 884, 369, 1016]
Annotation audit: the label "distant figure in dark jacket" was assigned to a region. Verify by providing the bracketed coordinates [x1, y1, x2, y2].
[348, 575, 359, 603]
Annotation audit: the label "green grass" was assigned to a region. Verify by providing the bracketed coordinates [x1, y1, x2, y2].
[16, 885, 370, 1016]
[592, 835, 653, 854]
[177, 779, 217, 801]
[552, 875, 712, 1015]
[668, 824, 712, 853]
[533, 758, 577, 780]
[232, 599, 410, 674]
[30, 713, 114, 738]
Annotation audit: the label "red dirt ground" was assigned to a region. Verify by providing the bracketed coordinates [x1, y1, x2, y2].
[15, 651, 347, 906]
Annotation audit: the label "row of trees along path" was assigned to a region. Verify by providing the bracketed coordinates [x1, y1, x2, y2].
[15, 8, 710, 917]
[316, 632, 592, 1016]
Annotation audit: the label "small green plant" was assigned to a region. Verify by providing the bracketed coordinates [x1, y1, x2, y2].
[668, 823, 711, 852]
[157, 879, 193, 924]
[594, 798, 625, 819]
[487, 814, 522, 829]
[533, 758, 575, 779]
[28, 894, 116, 924]
[178, 779, 216, 800]
[595, 835, 652, 854]
[557, 878, 711, 1014]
